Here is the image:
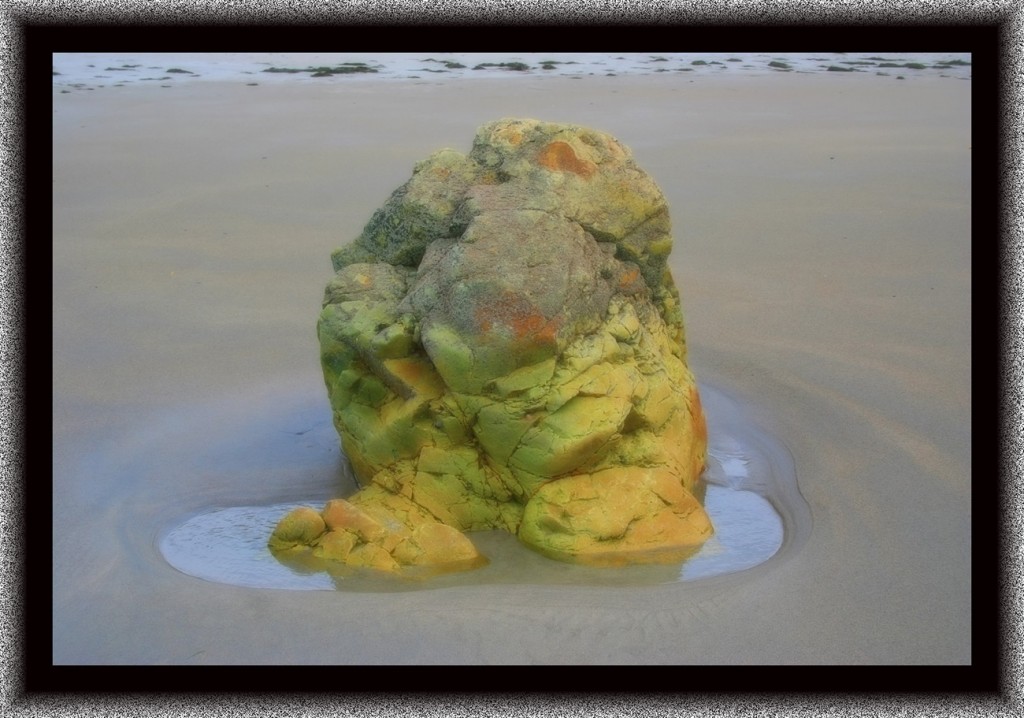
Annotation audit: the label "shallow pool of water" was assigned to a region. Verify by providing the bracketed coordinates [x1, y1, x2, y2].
[158, 382, 808, 591]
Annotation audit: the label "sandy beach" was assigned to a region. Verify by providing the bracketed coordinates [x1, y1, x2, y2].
[51, 69, 972, 666]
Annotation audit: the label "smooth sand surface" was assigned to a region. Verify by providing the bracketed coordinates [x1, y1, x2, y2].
[52, 72, 971, 665]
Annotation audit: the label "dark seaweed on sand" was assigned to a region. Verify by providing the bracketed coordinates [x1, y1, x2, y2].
[263, 64, 379, 76]
[768, 61, 791, 69]
[423, 58, 467, 69]
[536, 60, 577, 70]
[473, 62, 531, 71]
[876, 62, 928, 70]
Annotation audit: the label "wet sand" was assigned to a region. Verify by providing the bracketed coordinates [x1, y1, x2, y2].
[52, 72, 972, 665]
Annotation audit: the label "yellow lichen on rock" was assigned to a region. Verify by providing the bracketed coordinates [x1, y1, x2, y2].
[269, 119, 712, 576]
[519, 466, 713, 566]
[267, 507, 326, 552]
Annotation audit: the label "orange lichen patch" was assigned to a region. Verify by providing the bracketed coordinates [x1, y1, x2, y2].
[614, 268, 638, 290]
[472, 290, 530, 334]
[384, 356, 425, 384]
[537, 141, 597, 178]
[689, 384, 707, 449]
[537, 318, 562, 346]
[494, 124, 525, 146]
[322, 499, 387, 541]
[473, 291, 561, 345]
[511, 311, 552, 341]
[353, 272, 373, 288]
[382, 356, 445, 398]
[432, 166, 452, 179]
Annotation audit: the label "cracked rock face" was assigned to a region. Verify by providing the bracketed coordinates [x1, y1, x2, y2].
[270, 118, 712, 574]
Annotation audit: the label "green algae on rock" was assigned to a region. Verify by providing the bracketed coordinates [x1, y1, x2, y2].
[271, 118, 712, 575]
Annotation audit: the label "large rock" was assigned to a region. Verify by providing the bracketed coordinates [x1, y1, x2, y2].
[271, 118, 712, 574]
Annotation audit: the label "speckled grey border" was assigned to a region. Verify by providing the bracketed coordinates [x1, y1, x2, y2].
[3, 0, 1019, 715]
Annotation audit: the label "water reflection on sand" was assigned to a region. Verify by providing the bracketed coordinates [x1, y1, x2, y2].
[158, 382, 807, 591]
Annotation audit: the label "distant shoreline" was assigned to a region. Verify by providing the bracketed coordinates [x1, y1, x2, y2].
[51, 51, 973, 93]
